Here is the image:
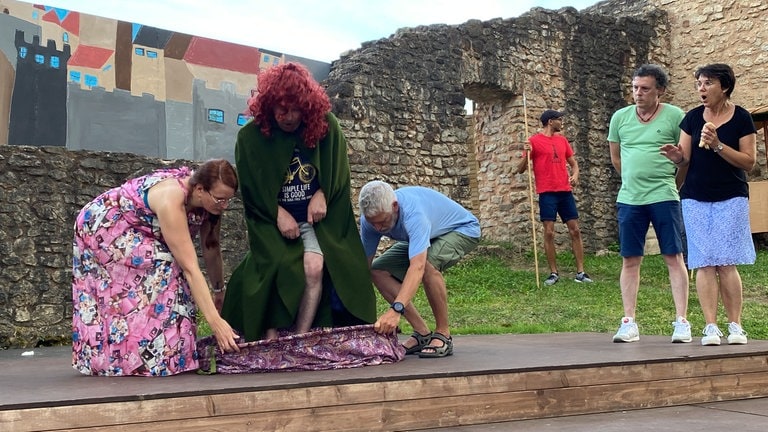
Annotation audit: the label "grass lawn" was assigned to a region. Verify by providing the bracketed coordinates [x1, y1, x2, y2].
[408, 245, 768, 340]
[203, 246, 768, 341]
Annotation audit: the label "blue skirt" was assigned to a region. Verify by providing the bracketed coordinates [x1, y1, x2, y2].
[681, 197, 755, 269]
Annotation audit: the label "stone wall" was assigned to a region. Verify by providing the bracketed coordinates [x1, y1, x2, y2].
[330, 6, 669, 252]
[587, 0, 768, 177]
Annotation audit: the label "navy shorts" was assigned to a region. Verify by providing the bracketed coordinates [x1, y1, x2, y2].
[617, 200, 684, 257]
[538, 191, 579, 223]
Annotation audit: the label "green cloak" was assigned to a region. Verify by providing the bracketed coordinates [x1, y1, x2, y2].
[222, 113, 376, 341]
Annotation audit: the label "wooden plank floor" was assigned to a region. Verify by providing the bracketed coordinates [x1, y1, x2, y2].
[2, 333, 768, 431]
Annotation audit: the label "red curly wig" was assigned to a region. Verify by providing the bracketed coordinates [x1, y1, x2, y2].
[247, 63, 331, 148]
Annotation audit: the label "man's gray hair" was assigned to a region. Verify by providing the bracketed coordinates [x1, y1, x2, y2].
[358, 180, 396, 217]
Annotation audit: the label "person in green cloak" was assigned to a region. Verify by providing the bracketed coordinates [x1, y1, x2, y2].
[221, 62, 376, 341]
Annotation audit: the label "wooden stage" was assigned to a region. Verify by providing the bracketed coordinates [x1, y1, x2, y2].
[2, 332, 768, 431]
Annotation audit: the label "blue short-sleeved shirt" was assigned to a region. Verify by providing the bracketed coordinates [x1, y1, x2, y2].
[360, 186, 481, 259]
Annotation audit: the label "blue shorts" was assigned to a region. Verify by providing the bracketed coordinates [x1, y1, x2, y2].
[538, 191, 579, 223]
[617, 201, 684, 257]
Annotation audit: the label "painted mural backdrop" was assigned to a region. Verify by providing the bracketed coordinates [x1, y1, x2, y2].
[0, 0, 330, 161]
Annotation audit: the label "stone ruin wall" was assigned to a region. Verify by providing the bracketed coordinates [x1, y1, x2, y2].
[3, 0, 768, 348]
[588, 0, 768, 175]
[331, 5, 671, 253]
[334, 0, 768, 253]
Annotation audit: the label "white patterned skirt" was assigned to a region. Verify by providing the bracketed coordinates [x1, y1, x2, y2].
[681, 197, 756, 269]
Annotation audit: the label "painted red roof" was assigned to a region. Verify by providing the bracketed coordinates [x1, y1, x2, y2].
[68, 45, 114, 68]
[183, 37, 261, 74]
[61, 12, 80, 36]
[41, 9, 60, 24]
[39, 8, 79, 36]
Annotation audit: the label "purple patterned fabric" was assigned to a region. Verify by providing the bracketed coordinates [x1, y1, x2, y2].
[196, 325, 405, 374]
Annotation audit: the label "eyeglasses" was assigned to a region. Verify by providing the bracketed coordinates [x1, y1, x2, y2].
[694, 80, 715, 90]
[206, 190, 232, 206]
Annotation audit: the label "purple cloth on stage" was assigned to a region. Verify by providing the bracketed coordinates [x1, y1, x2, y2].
[196, 324, 405, 374]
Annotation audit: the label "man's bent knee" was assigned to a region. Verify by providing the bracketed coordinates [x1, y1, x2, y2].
[304, 252, 324, 278]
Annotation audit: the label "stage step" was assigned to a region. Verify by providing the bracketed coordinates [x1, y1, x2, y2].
[2, 333, 768, 431]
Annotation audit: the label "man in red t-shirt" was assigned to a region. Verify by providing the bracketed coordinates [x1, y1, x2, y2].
[516, 109, 593, 286]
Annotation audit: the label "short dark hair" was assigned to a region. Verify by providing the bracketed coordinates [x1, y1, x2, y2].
[695, 63, 736, 98]
[633, 64, 670, 89]
[540, 109, 564, 126]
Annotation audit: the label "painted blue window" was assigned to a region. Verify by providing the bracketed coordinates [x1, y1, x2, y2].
[264, 55, 270, 63]
[35, 54, 44, 64]
[50, 56, 60, 68]
[237, 114, 252, 126]
[84, 75, 98, 87]
[147, 50, 157, 59]
[103, 64, 112, 72]
[273, 58, 279, 65]
[63, 32, 69, 43]
[135, 47, 145, 56]
[208, 109, 224, 124]
[32, 11, 38, 19]
[70, 70, 81, 82]
[19, 47, 27, 58]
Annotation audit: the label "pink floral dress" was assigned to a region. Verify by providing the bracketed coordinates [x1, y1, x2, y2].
[72, 167, 205, 376]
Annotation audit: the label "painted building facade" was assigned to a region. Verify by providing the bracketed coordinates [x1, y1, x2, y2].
[0, 0, 331, 161]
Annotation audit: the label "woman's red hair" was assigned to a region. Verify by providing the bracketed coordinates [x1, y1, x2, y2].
[247, 62, 331, 148]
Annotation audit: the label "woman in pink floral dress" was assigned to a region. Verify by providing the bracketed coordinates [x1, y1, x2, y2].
[72, 159, 240, 376]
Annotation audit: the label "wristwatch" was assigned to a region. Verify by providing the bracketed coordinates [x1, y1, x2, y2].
[391, 302, 405, 314]
[713, 143, 724, 153]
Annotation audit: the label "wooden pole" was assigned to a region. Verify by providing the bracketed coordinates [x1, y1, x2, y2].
[522, 81, 540, 288]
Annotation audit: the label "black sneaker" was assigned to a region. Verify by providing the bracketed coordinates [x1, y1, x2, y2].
[544, 272, 559, 286]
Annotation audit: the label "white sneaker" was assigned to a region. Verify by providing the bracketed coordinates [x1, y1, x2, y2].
[613, 317, 639, 343]
[671, 316, 692, 343]
[544, 272, 559, 286]
[727, 322, 748, 345]
[701, 323, 723, 346]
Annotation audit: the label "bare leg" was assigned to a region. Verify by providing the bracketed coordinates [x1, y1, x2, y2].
[565, 219, 585, 273]
[295, 252, 323, 334]
[421, 262, 450, 349]
[619, 256, 643, 318]
[716, 265, 743, 324]
[371, 269, 430, 350]
[663, 252, 689, 318]
[695, 266, 719, 324]
[542, 220, 558, 273]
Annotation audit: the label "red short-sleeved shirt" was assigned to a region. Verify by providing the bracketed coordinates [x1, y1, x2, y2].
[525, 133, 574, 194]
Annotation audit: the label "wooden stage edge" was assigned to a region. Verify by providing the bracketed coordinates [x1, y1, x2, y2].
[2, 332, 768, 431]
